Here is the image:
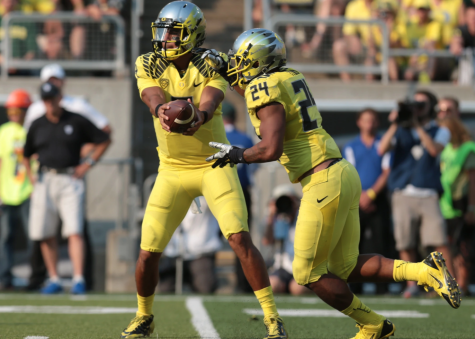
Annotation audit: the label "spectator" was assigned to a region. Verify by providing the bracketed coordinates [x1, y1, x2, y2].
[301, 0, 347, 59]
[332, 0, 375, 81]
[437, 96, 461, 120]
[378, 89, 454, 298]
[0, 90, 33, 291]
[23, 82, 111, 294]
[222, 101, 255, 293]
[343, 109, 393, 293]
[273, 0, 316, 49]
[25, 64, 111, 291]
[159, 198, 221, 294]
[366, 0, 407, 81]
[401, 0, 445, 81]
[450, 5, 475, 55]
[430, 0, 462, 46]
[25, 64, 111, 146]
[439, 115, 475, 296]
[0, 0, 37, 73]
[263, 185, 310, 296]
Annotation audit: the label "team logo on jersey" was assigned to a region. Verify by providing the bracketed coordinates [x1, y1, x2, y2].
[160, 78, 169, 89]
[64, 125, 73, 135]
[178, 81, 186, 90]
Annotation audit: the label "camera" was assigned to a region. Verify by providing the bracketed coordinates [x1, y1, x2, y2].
[396, 100, 427, 126]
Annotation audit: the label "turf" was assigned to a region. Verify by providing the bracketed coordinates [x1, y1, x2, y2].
[0, 294, 473, 339]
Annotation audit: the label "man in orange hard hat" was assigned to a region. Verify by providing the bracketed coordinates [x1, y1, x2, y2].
[0, 89, 33, 290]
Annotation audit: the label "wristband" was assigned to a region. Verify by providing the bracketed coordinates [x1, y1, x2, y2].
[366, 188, 377, 200]
[228, 148, 248, 164]
[154, 104, 163, 117]
[202, 110, 209, 124]
[84, 157, 96, 167]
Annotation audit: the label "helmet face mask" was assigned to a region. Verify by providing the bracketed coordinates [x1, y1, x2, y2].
[227, 29, 286, 89]
[152, 1, 206, 60]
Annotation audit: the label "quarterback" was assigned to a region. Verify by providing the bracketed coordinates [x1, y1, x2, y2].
[122, 3, 287, 339]
[204, 29, 461, 339]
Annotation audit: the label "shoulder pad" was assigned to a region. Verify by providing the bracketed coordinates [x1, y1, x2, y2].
[140, 52, 170, 79]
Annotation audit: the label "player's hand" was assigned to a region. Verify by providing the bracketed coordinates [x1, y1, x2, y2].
[201, 49, 226, 71]
[73, 162, 91, 179]
[206, 141, 241, 168]
[183, 99, 204, 136]
[154, 104, 171, 132]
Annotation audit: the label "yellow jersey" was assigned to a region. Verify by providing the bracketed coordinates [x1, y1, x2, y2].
[245, 68, 341, 183]
[135, 52, 229, 170]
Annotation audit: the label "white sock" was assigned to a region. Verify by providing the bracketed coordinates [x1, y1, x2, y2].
[73, 275, 84, 283]
[49, 276, 60, 283]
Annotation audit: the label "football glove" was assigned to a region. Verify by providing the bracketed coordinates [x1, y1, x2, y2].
[206, 141, 247, 168]
[192, 48, 237, 86]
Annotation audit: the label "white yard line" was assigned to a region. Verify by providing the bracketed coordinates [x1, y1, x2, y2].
[0, 306, 137, 314]
[186, 297, 220, 339]
[472, 315, 475, 319]
[243, 308, 430, 318]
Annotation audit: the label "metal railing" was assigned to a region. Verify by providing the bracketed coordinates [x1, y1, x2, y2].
[2, 12, 125, 79]
[268, 14, 390, 83]
[246, 0, 475, 85]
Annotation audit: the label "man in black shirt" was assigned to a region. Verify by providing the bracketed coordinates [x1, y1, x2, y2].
[451, 6, 475, 54]
[23, 82, 111, 295]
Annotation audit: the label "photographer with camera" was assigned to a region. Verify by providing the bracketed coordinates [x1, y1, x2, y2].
[262, 185, 310, 295]
[378, 90, 454, 298]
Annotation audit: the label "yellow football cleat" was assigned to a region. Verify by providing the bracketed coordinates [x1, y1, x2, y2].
[121, 314, 155, 338]
[263, 315, 288, 339]
[351, 319, 396, 339]
[418, 251, 461, 309]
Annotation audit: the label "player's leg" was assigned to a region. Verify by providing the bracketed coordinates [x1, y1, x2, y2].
[121, 169, 194, 338]
[202, 166, 287, 338]
[348, 194, 461, 309]
[294, 161, 394, 338]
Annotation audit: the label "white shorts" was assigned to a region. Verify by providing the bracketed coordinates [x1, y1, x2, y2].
[29, 171, 85, 240]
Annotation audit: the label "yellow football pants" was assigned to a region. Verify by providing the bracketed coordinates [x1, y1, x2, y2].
[293, 159, 361, 285]
[141, 165, 248, 253]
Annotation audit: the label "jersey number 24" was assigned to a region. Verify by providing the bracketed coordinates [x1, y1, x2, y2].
[250, 79, 319, 133]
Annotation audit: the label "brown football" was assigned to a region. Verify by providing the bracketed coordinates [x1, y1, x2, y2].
[163, 100, 197, 133]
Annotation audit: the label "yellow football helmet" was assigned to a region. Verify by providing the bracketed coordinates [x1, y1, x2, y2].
[152, 1, 206, 60]
[227, 29, 286, 89]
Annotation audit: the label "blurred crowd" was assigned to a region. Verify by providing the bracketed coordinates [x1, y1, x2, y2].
[253, 0, 475, 82]
[0, 63, 111, 294]
[0, 0, 124, 76]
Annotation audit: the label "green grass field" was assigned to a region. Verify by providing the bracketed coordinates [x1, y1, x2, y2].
[0, 294, 474, 339]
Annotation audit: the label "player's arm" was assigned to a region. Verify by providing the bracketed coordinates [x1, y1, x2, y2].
[242, 103, 286, 163]
[206, 102, 286, 167]
[141, 86, 173, 133]
[183, 85, 224, 136]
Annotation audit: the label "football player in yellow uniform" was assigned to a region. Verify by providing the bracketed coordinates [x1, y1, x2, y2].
[121, 3, 287, 339]
[204, 29, 461, 339]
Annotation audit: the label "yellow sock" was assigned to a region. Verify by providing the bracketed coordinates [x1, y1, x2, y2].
[137, 293, 155, 316]
[254, 286, 279, 318]
[393, 260, 422, 282]
[341, 295, 385, 326]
